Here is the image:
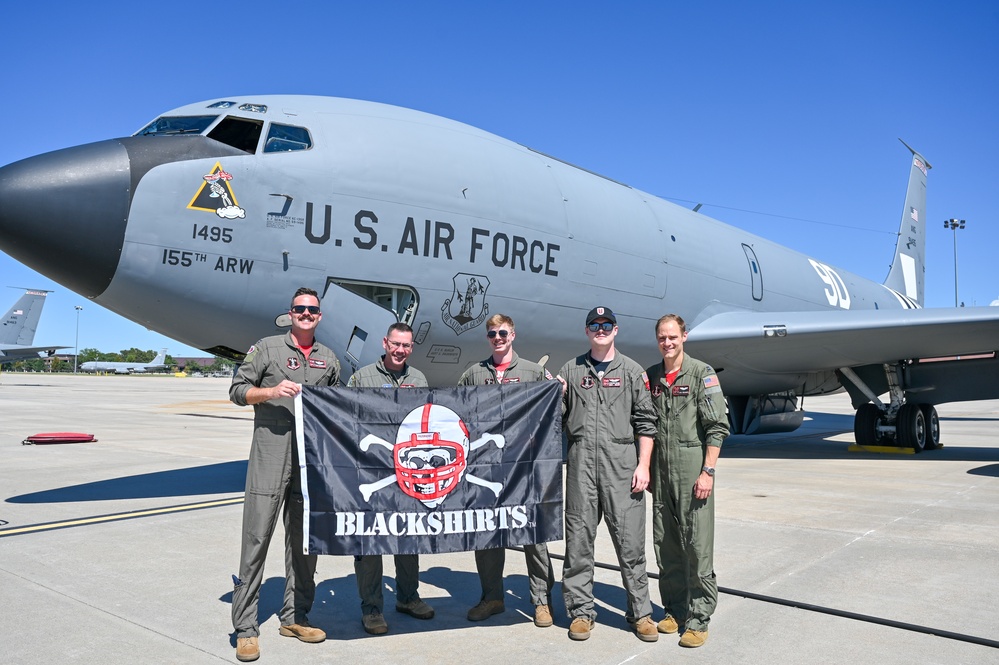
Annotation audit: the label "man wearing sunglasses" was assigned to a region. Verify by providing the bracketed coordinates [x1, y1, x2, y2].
[556, 306, 658, 643]
[229, 287, 341, 662]
[457, 314, 557, 628]
[646, 314, 728, 648]
[346, 323, 435, 635]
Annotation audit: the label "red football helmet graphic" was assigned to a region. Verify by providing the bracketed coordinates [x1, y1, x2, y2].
[394, 403, 470, 506]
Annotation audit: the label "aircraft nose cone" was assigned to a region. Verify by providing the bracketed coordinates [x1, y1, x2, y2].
[0, 140, 131, 298]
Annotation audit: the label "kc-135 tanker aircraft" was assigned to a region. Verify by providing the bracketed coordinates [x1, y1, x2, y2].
[0, 287, 67, 363]
[1, 96, 998, 450]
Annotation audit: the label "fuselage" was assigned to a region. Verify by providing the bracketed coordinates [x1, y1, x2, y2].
[0, 96, 916, 392]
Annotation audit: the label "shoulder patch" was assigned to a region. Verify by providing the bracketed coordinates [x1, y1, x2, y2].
[642, 371, 650, 391]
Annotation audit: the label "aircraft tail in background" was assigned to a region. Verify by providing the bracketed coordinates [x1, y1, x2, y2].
[882, 139, 930, 308]
[0, 288, 51, 346]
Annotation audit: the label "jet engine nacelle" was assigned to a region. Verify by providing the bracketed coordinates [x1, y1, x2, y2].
[728, 392, 804, 435]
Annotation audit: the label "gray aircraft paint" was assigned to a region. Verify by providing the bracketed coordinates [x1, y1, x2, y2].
[0, 288, 68, 362]
[1, 96, 997, 446]
[79, 349, 168, 374]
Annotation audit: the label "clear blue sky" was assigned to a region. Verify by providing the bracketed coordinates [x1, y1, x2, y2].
[2, 1, 996, 357]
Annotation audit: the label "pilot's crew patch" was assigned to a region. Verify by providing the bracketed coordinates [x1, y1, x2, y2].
[309, 358, 327, 369]
[602, 377, 622, 388]
[287, 357, 301, 370]
[580, 375, 595, 390]
[651, 384, 663, 398]
[672, 385, 690, 396]
[501, 377, 521, 383]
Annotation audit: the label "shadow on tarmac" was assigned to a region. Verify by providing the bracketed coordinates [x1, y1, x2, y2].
[220, 567, 660, 642]
[721, 410, 999, 463]
[6, 461, 247, 503]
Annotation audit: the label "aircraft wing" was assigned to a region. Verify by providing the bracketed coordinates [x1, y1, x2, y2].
[0, 344, 70, 358]
[686, 307, 999, 377]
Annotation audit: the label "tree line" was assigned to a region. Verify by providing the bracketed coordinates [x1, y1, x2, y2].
[2, 348, 236, 374]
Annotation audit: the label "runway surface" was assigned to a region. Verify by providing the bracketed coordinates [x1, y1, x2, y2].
[1, 373, 997, 664]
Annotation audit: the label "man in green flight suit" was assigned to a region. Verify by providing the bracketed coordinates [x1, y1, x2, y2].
[557, 306, 659, 643]
[346, 323, 435, 635]
[646, 313, 729, 648]
[229, 287, 340, 662]
[458, 313, 557, 628]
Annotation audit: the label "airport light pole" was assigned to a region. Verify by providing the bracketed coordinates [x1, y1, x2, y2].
[74, 305, 83, 373]
[944, 219, 966, 307]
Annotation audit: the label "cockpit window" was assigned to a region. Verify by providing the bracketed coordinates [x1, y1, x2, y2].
[263, 123, 313, 153]
[207, 116, 264, 154]
[135, 115, 218, 136]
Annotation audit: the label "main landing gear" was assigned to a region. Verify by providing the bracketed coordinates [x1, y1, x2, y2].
[841, 366, 941, 452]
[853, 402, 940, 452]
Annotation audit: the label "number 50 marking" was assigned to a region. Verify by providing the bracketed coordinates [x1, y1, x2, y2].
[808, 259, 851, 309]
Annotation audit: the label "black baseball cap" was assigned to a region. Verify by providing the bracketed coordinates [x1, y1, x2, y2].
[586, 306, 617, 325]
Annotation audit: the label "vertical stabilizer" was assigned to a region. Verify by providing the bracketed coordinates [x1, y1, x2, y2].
[883, 140, 930, 307]
[0, 289, 50, 345]
[151, 349, 167, 365]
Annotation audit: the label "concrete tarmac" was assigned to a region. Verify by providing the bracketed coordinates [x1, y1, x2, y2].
[1, 373, 997, 664]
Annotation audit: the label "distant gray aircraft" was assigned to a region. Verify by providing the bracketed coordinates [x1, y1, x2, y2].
[0, 288, 68, 364]
[1, 96, 997, 450]
[79, 349, 168, 374]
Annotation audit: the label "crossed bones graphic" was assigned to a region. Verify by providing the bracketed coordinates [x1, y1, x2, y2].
[358, 432, 506, 502]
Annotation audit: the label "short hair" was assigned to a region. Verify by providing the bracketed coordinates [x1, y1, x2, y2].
[655, 313, 687, 335]
[486, 313, 515, 330]
[291, 287, 320, 308]
[386, 322, 413, 336]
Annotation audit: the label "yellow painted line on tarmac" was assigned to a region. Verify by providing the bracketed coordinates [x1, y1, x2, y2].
[0, 496, 244, 538]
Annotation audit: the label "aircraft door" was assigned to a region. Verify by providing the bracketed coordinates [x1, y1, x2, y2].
[317, 279, 419, 381]
[742, 244, 764, 301]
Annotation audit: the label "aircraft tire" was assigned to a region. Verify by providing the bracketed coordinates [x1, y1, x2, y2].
[854, 403, 883, 446]
[897, 403, 926, 453]
[920, 404, 940, 450]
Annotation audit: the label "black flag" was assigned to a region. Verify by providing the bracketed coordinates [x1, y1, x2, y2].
[296, 381, 563, 555]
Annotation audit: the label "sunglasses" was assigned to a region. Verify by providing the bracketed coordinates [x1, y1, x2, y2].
[587, 322, 615, 332]
[487, 329, 511, 339]
[386, 340, 414, 350]
[290, 305, 321, 315]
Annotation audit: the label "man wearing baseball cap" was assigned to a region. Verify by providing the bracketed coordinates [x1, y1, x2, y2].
[556, 306, 658, 643]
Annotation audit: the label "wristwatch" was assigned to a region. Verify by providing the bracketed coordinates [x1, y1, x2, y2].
[701, 466, 715, 476]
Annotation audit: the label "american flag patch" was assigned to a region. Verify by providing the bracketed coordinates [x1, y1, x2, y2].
[704, 375, 720, 390]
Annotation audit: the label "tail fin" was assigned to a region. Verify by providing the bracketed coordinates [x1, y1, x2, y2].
[150, 348, 167, 365]
[882, 140, 931, 307]
[0, 288, 50, 345]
